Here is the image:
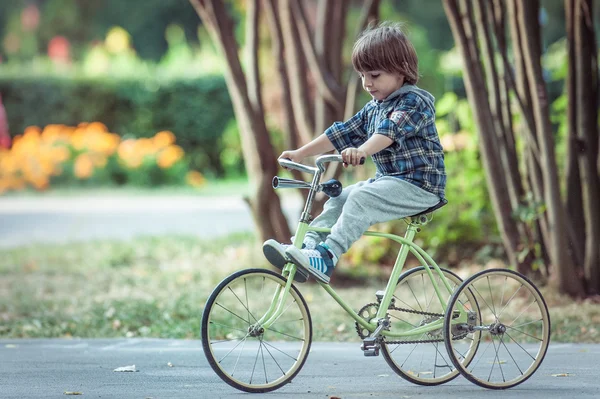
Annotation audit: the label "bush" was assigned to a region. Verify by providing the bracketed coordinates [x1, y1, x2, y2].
[0, 74, 235, 176]
[0, 122, 206, 193]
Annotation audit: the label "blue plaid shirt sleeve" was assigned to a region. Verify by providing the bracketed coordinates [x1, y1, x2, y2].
[373, 100, 427, 143]
[324, 106, 369, 152]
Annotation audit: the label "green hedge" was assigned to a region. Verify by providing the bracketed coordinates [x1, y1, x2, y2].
[0, 75, 235, 176]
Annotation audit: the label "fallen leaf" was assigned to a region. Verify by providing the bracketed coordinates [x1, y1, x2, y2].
[5, 344, 18, 348]
[551, 373, 573, 377]
[336, 323, 346, 333]
[64, 392, 82, 395]
[114, 365, 137, 372]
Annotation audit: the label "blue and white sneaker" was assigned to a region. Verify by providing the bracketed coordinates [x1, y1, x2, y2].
[262, 239, 309, 282]
[285, 243, 337, 284]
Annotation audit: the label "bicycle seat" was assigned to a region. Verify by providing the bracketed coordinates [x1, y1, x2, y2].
[409, 198, 448, 218]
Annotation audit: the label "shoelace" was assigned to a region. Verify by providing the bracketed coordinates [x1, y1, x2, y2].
[303, 248, 324, 259]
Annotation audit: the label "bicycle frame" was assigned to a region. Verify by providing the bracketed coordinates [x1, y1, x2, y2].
[255, 155, 467, 339]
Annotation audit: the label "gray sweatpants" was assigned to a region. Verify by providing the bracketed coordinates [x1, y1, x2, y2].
[304, 176, 441, 259]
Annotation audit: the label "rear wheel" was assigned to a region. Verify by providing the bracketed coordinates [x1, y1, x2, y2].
[201, 269, 312, 393]
[444, 269, 551, 389]
[380, 266, 481, 385]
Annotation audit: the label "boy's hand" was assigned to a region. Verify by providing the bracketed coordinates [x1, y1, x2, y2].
[278, 150, 304, 167]
[341, 148, 367, 167]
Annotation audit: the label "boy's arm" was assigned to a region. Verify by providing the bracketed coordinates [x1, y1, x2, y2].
[342, 134, 393, 166]
[325, 107, 369, 152]
[281, 106, 368, 164]
[279, 133, 335, 164]
[296, 133, 335, 158]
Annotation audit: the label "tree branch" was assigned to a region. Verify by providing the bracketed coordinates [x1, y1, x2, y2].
[293, 0, 344, 113]
[246, 0, 264, 117]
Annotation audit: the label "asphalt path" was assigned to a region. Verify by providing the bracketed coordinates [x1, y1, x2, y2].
[0, 195, 302, 248]
[0, 339, 597, 399]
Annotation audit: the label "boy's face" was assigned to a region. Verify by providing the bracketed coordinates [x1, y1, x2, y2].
[359, 71, 404, 101]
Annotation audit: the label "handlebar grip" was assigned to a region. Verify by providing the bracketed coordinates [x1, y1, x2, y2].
[343, 157, 366, 166]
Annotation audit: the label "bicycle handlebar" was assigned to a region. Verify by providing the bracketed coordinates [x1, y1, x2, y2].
[278, 154, 365, 174]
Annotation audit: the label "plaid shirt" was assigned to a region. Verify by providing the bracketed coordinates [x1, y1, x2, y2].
[325, 86, 446, 198]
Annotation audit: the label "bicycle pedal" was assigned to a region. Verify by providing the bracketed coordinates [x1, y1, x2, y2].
[362, 347, 379, 357]
[361, 337, 380, 357]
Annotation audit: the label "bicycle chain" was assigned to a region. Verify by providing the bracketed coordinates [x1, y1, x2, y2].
[355, 302, 466, 344]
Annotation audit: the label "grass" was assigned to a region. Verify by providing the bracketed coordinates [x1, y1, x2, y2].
[0, 233, 598, 342]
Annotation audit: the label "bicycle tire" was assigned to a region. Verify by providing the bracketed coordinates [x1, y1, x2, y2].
[201, 268, 312, 393]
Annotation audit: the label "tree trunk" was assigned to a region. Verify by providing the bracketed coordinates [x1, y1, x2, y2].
[279, 0, 314, 145]
[444, 0, 523, 269]
[518, 0, 584, 295]
[574, 0, 600, 293]
[507, 0, 552, 258]
[189, 0, 290, 242]
[565, 0, 587, 273]
[264, 0, 308, 197]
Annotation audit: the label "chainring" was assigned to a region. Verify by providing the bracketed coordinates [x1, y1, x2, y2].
[355, 303, 379, 339]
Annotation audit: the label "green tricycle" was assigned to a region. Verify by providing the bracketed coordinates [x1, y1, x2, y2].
[201, 154, 551, 393]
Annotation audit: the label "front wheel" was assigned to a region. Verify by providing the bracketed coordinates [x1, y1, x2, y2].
[444, 269, 551, 389]
[201, 269, 312, 393]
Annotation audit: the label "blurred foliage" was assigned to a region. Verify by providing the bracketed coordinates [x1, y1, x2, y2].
[0, 75, 234, 177]
[0, 0, 201, 61]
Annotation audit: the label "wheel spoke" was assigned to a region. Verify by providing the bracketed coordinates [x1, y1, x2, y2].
[265, 327, 305, 341]
[209, 321, 251, 335]
[262, 341, 299, 362]
[505, 324, 543, 342]
[218, 335, 249, 364]
[227, 285, 259, 324]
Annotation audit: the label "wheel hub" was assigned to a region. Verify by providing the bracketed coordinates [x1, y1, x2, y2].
[489, 322, 507, 335]
[248, 325, 264, 337]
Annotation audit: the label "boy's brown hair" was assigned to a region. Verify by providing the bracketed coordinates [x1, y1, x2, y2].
[351, 22, 419, 85]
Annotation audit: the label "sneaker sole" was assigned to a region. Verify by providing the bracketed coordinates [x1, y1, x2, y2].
[263, 240, 308, 283]
[285, 247, 330, 284]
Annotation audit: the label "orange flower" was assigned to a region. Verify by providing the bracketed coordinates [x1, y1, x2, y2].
[41, 124, 70, 144]
[30, 175, 49, 191]
[89, 152, 107, 168]
[157, 145, 184, 169]
[70, 127, 87, 150]
[136, 138, 155, 156]
[86, 121, 108, 132]
[74, 154, 94, 179]
[186, 170, 205, 188]
[23, 126, 42, 138]
[153, 130, 176, 148]
[117, 139, 143, 168]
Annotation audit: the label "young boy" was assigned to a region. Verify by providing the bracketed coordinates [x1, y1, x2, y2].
[263, 22, 446, 284]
